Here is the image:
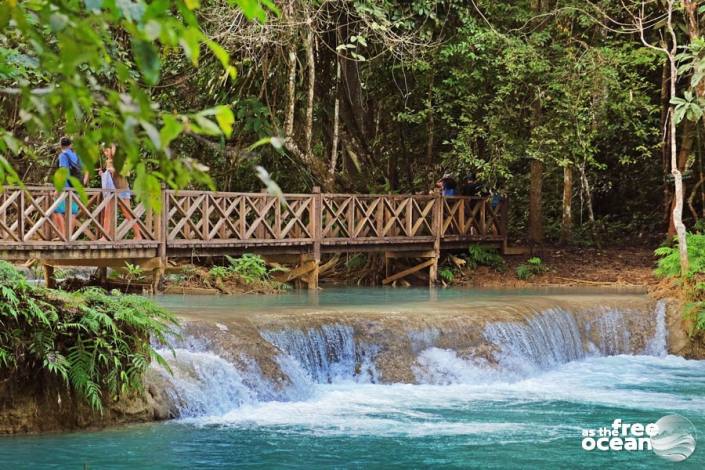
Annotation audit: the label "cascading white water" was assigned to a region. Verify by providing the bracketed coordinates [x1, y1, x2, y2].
[483, 308, 585, 374]
[152, 348, 257, 417]
[645, 300, 668, 357]
[261, 325, 379, 383]
[480, 304, 665, 376]
[153, 301, 670, 418]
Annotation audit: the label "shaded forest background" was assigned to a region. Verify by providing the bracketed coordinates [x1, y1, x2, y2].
[3, 1, 700, 246]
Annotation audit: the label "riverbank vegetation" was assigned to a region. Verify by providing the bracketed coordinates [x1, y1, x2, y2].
[164, 254, 287, 294]
[655, 233, 705, 334]
[0, 261, 178, 411]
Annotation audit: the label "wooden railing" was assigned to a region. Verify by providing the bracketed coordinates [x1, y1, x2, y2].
[441, 196, 506, 239]
[321, 194, 436, 242]
[0, 187, 507, 251]
[0, 186, 156, 245]
[165, 190, 315, 244]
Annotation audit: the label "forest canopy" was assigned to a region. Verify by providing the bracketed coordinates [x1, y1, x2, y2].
[1, 0, 703, 245]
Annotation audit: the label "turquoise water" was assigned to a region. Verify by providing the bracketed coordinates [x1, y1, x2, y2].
[1, 289, 703, 469]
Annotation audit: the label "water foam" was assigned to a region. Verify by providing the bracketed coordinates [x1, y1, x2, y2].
[153, 348, 256, 417]
[184, 354, 705, 436]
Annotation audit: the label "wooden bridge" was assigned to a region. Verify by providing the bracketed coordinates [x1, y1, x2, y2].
[0, 186, 507, 288]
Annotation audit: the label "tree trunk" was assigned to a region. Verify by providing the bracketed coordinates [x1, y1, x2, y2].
[668, 120, 694, 237]
[578, 162, 600, 247]
[426, 70, 435, 165]
[560, 165, 573, 243]
[667, 2, 689, 273]
[285, 46, 297, 138]
[528, 159, 544, 244]
[303, 22, 315, 159]
[328, 58, 341, 188]
[660, 60, 671, 225]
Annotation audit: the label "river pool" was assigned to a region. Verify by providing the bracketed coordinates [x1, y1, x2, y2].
[0, 288, 703, 469]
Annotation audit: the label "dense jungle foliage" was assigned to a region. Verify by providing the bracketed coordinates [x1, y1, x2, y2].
[3, 1, 705, 245]
[0, 261, 178, 410]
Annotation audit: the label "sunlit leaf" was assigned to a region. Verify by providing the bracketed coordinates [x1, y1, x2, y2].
[215, 106, 234, 137]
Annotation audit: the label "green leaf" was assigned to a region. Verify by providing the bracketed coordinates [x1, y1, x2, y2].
[53, 168, 69, 192]
[160, 115, 184, 148]
[215, 106, 234, 137]
[67, 177, 88, 205]
[140, 120, 161, 149]
[194, 115, 222, 136]
[232, 0, 279, 22]
[133, 165, 162, 209]
[207, 40, 228, 65]
[132, 39, 160, 85]
[179, 27, 203, 66]
[185, 0, 200, 9]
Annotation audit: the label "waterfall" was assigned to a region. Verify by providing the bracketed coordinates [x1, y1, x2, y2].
[152, 300, 670, 418]
[261, 325, 379, 383]
[483, 308, 584, 375]
[152, 349, 257, 417]
[480, 305, 665, 376]
[645, 300, 668, 357]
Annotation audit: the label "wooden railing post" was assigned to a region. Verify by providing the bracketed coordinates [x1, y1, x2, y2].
[430, 190, 442, 286]
[159, 186, 168, 267]
[202, 193, 210, 241]
[19, 190, 25, 241]
[348, 195, 355, 239]
[310, 186, 322, 289]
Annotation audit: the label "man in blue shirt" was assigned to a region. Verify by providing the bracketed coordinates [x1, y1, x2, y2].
[52, 137, 89, 239]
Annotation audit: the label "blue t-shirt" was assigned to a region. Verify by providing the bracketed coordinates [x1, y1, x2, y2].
[58, 149, 81, 187]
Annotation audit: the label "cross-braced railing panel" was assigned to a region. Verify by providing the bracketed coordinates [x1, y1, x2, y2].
[322, 194, 436, 241]
[441, 197, 504, 238]
[0, 187, 156, 244]
[166, 191, 314, 243]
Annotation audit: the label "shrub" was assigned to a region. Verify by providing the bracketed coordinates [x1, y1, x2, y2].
[0, 261, 178, 411]
[655, 233, 705, 334]
[516, 257, 547, 280]
[206, 254, 282, 286]
[467, 245, 505, 271]
[439, 266, 455, 283]
[226, 254, 270, 283]
[208, 265, 231, 281]
[654, 232, 705, 279]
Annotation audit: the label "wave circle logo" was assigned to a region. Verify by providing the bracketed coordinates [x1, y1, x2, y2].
[650, 414, 697, 462]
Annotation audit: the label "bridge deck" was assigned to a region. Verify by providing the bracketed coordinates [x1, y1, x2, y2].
[0, 187, 507, 263]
